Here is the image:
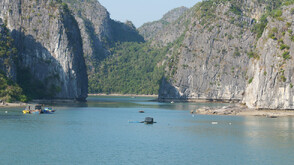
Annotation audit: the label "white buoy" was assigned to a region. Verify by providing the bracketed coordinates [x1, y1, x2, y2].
[5, 111, 7, 113]
[229, 123, 232, 125]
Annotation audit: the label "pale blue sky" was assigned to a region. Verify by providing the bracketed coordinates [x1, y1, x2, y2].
[98, 0, 202, 28]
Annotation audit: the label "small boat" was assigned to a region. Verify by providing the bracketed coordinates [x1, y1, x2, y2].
[144, 117, 156, 124]
[128, 117, 157, 124]
[138, 110, 145, 113]
[266, 115, 278, 118]
[42, 107, 56, 114]
[23, 104, 41, 114]
[23, 104, 55, 114]
[171, 101, 175, 104]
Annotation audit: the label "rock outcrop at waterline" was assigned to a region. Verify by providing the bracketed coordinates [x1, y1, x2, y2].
[0, 0, 88, 101]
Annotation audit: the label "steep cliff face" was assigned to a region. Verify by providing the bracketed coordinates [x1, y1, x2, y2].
[0, 0, 88, 100]
[64, 0, 144, 74]
[0, 18, 17, 80]
[64, 0, 111, 74]
[138, 7, 188, 41]
[244, 5, 294, 109]
[158, 0, 294, 110]
[159, 0, 259, 101]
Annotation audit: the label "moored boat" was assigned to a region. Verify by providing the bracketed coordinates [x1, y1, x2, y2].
[42, 107, 56, 114]
[23, 104, 41, 114]
[23, 104, 55, 114]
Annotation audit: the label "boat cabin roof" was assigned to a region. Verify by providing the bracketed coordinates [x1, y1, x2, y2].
[25, 104, 42, 110]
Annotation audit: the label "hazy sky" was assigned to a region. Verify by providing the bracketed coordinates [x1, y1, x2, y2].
[98, 0, 202, 28]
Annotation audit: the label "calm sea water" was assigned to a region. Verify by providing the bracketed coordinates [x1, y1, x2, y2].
[1, 96, 294, 165]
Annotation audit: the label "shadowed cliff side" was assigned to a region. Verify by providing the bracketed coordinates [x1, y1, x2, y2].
[158, 77, 182, 102]
[64, 0, 144, 76]
[0, 0, 88, 101]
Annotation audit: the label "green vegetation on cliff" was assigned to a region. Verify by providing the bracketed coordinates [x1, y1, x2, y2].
[16, 67, 61, 100]
[89, 42, 168, 95]
[0, 23, 17, 67]
[0, 71, 27, 102]
[0, 22, 27, 102]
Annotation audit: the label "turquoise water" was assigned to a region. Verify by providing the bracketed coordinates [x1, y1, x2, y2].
[1, 96, 294, 165]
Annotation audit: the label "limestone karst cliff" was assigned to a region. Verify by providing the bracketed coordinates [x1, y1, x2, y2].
[64, 0, 144, 75]
[0, 19, 17, 80]
[0, 0, 88, 101]
[156, 0, 294, 109]
[138, 6, 188, 42]
[158, 0, 260, 102]
[244, 4, 294, 109]
[1, 0, 294, 110]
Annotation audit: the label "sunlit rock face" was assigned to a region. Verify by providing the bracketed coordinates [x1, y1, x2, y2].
[158, 0, 294, 109]
[244, 5, 294, 109]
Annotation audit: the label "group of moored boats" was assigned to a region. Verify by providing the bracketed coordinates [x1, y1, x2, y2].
[23, 104, 56, 114]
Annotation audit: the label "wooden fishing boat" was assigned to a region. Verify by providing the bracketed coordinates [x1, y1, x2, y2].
[42, 107, 56, 114]
[23, 104, 41, 114]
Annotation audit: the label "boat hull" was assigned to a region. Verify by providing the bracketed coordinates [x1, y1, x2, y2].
[22, 110, 30, 114]
[29, 110, 41, 114]
[42, 110, 55, 114]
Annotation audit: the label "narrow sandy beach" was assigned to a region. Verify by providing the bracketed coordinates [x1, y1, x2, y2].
[0, 102, 27, 108]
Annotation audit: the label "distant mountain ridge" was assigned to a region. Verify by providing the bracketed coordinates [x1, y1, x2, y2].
[138, 6, 188, 41]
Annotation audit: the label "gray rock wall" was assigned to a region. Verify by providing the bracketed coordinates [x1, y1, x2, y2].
[244, 5, 294, 109]
[158, 0, 294, 110]
[159, 1, 257, 102]
[139, 7, 188, 41]
[0, 18, 17, 80]
[0, 0, 88, 100]
[66, 0, 144, 75]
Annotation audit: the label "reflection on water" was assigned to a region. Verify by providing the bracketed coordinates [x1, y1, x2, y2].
[86, 96, 229, 110]
[0, 96, 294, 164]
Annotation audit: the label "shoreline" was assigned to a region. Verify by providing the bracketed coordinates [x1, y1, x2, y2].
[194, 105, 294, 117]
[0, 99, 82, 108]
[0, 102, 27, 108]
[157, 98, 241, 103]
[1, 98, 294, 117]
[88, 93, 158, 97]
